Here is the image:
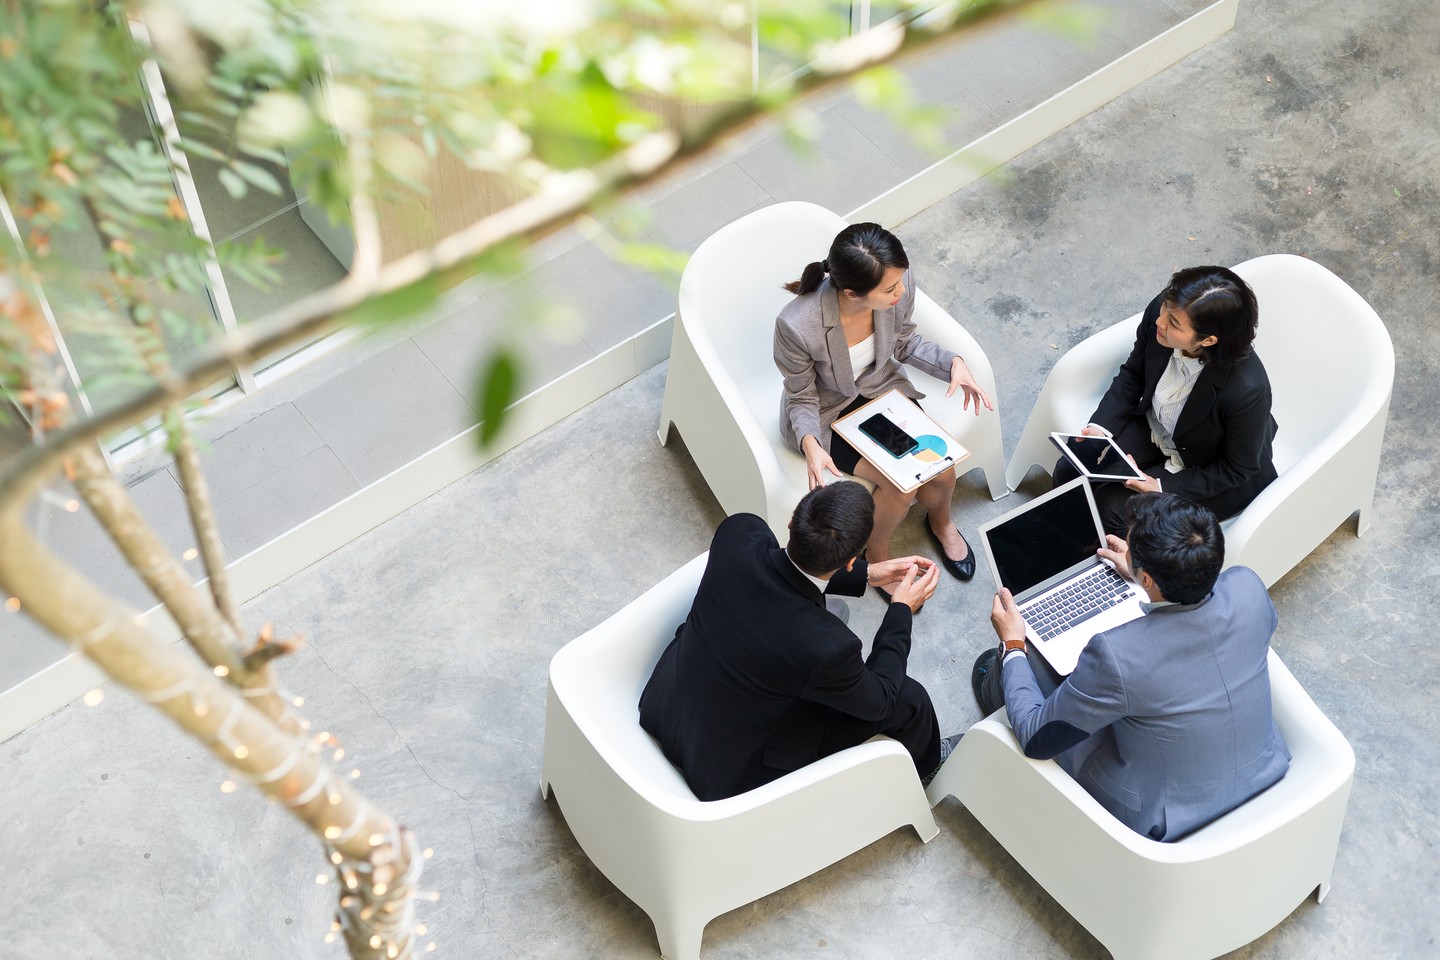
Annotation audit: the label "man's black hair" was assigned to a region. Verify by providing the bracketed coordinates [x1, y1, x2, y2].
[787, 481, 874, 576]
[1124, 493, 1224, 605]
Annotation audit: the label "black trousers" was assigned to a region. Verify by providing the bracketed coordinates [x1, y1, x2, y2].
[815, 676, 942, 777]
[978, 644, 1063, 716]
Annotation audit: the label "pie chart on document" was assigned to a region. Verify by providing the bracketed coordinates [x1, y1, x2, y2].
[912, 434, 947, 463]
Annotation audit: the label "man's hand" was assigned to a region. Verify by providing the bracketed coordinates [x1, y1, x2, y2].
[889, 560, 939, 613]
[867, 555, 935, 587]
[1121, 454, 1161, 494]
[990, 589, 1027, 645]
[1098, 534, 1134, 581]
[801, 434, 841, 490]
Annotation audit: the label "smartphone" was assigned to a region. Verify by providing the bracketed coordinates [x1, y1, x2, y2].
[859, 413, 919, 458]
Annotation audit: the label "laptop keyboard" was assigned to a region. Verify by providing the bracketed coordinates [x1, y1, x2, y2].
[1021, 565, 1133, 642]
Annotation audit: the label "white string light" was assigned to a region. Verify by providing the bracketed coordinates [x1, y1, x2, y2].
[332, 801, 370, 844]
[72, 611, 119, 650]
[286, 767, 329, 808]
[251, 746, 302, 784]
[137, 676, 198, 704]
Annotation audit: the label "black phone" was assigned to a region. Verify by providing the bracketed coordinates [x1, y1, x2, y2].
[859, 413, 919, 458]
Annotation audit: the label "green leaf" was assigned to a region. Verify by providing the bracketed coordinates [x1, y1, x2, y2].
[476, 348, 521, 448]
[217, 167, 248, 200]
[232, 160, 285, 196]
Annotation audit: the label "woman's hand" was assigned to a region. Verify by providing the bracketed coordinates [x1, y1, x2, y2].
[801, 435, 841, 490]
[945, 357, 994, 414]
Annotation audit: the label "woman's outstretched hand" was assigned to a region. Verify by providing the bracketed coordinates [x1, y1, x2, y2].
[801, 434, 841, 490]
[946, 357, 994, 414]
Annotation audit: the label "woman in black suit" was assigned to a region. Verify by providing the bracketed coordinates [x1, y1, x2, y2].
[1052, 265, 1278, 536]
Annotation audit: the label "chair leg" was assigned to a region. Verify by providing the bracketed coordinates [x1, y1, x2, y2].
[652, 912, 706, 960]
[1354, 500, 1374, 538]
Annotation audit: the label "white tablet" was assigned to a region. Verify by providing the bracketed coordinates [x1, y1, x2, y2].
[1048, 432, 1147, 482]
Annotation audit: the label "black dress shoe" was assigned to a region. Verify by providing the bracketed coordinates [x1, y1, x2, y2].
[971, 648, 1002, 715]
[927, 519, 976, 581]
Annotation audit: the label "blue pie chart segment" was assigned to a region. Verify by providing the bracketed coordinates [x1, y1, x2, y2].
[913, 434, 947, 463]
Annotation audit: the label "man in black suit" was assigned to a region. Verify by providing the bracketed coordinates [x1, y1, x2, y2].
[639, 481, 951, 802]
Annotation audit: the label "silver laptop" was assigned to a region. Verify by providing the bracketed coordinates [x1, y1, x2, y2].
[978, 477, 1147, 675]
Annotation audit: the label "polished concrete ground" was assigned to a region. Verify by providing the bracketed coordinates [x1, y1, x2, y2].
[3, 0, 1438, 956]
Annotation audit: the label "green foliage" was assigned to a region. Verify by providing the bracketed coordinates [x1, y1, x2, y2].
[476, 349, 520, 448]
[0, 0, 1026, 442]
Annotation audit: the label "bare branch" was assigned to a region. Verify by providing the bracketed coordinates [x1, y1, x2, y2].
[242, 624, 303, 672]
[68, 441, 246, 669]
[166, 407, 243, 633]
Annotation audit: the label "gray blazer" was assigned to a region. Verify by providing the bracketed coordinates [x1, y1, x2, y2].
[773, 269, 956, 453]
[1002, 566, 1291, 841]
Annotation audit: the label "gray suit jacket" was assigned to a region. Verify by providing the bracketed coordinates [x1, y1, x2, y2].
[1002, 566, 1291, 841]
[773, 269, 956, 453]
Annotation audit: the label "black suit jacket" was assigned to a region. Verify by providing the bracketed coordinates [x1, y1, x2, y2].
[638, 514, 915, 802]
[1091, 294, 1278, 518]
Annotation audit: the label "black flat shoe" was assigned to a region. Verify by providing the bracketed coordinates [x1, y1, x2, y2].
[873, 584, 923, 615]
[927, 519, 976, 581]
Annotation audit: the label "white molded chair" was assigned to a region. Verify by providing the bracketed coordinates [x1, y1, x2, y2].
[659, 201, 1007, 541]
[1004, 254, 1394, 587]
[925, 650, 1354, 960]
[541, 553, 940, 960]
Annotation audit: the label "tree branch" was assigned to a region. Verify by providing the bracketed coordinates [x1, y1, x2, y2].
[165, 407, 243, 633]
[0, 510, 421, 958]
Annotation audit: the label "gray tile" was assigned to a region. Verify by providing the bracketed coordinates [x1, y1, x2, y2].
[213, 446, 359, 556]
[1056, 0, 1185, 65]
[181, 403, 325, 505]
[1159, 0, 1214, 16]
[293, 339, 476, 485]
[410, 277, 568, 403]
[124, 468, 205, 578]
[735, 106, 910, 215]
[641, 163, 774, 251]
[0, 612, 72, 693]
[527, 239, 677, 355]
[9, 468, 208, 621]
[222, 207, 348, 328]
[947, 14, 1096, 116]
[834, 84, 1002, 175]
[506, 325, 604, 396]
[181, 145, 297, 244]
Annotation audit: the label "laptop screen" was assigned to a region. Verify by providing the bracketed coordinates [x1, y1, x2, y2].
[987, 483, 1102, 596]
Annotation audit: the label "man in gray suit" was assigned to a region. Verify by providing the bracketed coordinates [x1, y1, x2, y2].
[973, 492, 1290, 841]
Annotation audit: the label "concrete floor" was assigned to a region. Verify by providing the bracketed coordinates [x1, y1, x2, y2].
[3, 0, 1438, 957]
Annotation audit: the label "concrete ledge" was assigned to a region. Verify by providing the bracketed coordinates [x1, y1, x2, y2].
[0, 1, 1236, 740]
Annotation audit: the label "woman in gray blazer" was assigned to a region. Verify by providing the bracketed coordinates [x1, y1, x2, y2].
[773, 223, 992, 599]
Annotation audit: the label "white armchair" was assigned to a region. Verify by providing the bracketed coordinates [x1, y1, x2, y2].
[659, 201, 1007, 542]
[1003, 254, 1394, 587]
[540, 553, 939, 960]
[925, 650, 1354, 960]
